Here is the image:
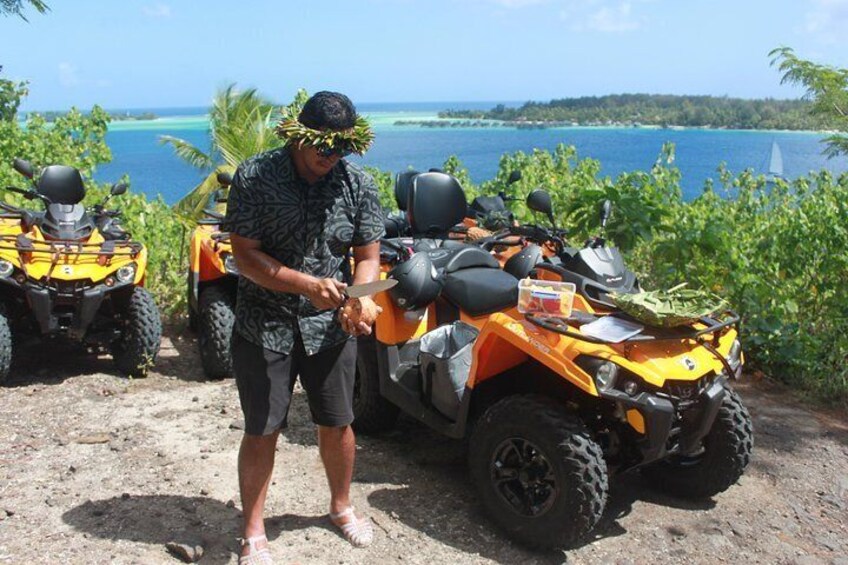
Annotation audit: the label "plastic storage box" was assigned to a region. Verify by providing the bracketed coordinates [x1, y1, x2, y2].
[517, 279, 576, 318]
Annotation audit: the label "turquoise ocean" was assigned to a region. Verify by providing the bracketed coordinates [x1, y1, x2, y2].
[92, 102, 848, 205]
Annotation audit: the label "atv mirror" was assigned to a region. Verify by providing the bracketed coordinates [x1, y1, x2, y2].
[527, 188, 557, 229]
[111, 182, 128, 196]
[217, 171, 233, 187]
[507, 170, 522, 185]
[13, 158, 34, 179]
[600, 199, 612, 228]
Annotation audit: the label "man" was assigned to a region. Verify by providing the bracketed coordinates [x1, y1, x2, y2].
[224, 91, 385, 564]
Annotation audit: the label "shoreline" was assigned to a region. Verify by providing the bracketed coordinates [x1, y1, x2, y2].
[97, 112, 834, 136]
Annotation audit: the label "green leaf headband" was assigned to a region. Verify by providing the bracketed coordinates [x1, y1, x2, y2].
[275, 99, 374, 155]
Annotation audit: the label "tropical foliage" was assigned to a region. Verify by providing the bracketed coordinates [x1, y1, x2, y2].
[433, 143, 847, 403]
[160, 84, 283, 171]
[770, 47, 848, 158]
[163, 84, 289, 222]
[0, 0, 47, 19]
[0, 70, 111, 196]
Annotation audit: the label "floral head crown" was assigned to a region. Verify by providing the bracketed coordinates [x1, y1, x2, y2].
[275, 97, 374, 155]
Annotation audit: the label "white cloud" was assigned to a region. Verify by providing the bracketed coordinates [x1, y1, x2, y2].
[143, 3, 172, 18]
[58, 63, 80, 88]
[803, 0, 848, 43]
[561, 1, 643, 32]
[586, 2, 640, 32]
[480, 0, 647, 31]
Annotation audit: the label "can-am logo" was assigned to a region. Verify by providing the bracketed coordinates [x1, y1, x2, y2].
[606, 276, 623, 283]
[682, 357, 696, 371]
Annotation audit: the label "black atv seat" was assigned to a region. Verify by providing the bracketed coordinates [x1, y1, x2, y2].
[407, 172, 467, 237]
[439, 247, 519, 317]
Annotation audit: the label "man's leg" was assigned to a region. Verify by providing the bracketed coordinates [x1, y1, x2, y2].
[239, 430, 279, 553]
[232, 331, 297, 558]
[299, 339, 371, 544]
[317, 425, 355, 515]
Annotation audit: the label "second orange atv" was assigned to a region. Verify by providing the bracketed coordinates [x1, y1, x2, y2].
[187, 172, 238, 379]
[354, 172, 753, 549]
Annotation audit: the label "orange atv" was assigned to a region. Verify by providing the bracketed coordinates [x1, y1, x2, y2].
[186, 171, 238, 379]
[354, 172, 752, 548]
[0, 159, 161, 381]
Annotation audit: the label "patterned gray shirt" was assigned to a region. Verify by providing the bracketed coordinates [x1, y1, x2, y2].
[223, 148, 385, 356]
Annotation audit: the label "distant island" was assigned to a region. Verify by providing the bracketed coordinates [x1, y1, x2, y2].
[435, 94, 825, 131]
[26, 110, 158, 123]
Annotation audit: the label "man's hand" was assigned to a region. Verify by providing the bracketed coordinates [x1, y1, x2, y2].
[339, 296, 383, 336]
[305, 277, 347, 310]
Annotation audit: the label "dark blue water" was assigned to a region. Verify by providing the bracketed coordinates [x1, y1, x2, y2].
[94, 105, 848, 205]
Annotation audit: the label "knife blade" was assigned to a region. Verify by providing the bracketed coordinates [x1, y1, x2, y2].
[344, 278, 398, 299]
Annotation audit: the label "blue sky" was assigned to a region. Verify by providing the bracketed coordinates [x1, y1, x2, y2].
[3, 0, 848, 111]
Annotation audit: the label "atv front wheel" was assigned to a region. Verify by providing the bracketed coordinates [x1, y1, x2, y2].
[352, 335, 399, 433]
[468, 394, 608, 548]
[0, 305, 12, 384]
[198, 285, 235, 379]
[111, 287, 162, 378]
[641, 387, 753, 499]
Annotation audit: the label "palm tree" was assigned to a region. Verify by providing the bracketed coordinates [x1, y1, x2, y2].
[166, 84, 287, 220]
[161, 83, 283, 170]
[1, 0, 49, 20]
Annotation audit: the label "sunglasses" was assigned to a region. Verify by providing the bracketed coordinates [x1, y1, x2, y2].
[314, 144, 353, 158]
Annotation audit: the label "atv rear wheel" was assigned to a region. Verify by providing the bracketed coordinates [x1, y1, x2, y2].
[468, 394, 608, 548]
[111, 287, 162, 378]
[198, 285, 235, 379]
[352, 335, 399, 433]
[641, 387, 753, 499]
[0, 305, 12, 384]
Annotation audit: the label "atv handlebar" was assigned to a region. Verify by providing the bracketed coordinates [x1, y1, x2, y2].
[5, 186, 31, 197]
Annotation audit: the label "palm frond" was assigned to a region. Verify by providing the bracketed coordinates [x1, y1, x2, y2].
[158, 135, 214, 170]
[172, 165, 235, 223]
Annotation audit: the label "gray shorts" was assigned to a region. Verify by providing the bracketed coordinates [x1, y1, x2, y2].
[231, 331, 357, 435]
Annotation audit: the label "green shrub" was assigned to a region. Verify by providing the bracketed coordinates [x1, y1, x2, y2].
[441, 144, 848, 404]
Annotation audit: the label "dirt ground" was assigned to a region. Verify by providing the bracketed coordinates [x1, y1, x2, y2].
[0, 326, 846, 565]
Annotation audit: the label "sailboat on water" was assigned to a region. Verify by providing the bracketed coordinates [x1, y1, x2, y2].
[766, 141, 784, 183]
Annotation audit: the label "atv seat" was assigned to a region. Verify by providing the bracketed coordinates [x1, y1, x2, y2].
[439, 247, 519, 317]
[407, 172, 467, 238]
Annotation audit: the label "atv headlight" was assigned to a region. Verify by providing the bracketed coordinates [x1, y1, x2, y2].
[0, 259, 13, 278]
[223, 253, 239, 275]
[594, 361, 619, 391]
[575, 355, 620, 391]
[116, 263, 137, 283]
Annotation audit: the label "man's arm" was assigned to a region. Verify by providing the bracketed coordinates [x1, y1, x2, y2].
[339, 241, 383, 336]
[351, 241, 381, 286]
[231, 233, 346, 310]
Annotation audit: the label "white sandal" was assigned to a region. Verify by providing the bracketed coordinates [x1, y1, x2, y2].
[329, 506, 374, 547]
[238, 534, 274, 565]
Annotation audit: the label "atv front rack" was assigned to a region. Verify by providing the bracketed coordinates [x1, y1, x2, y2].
[0, 234, 143, 259]
[525, 310, 740, 346]
[525, 310, 742, 378]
